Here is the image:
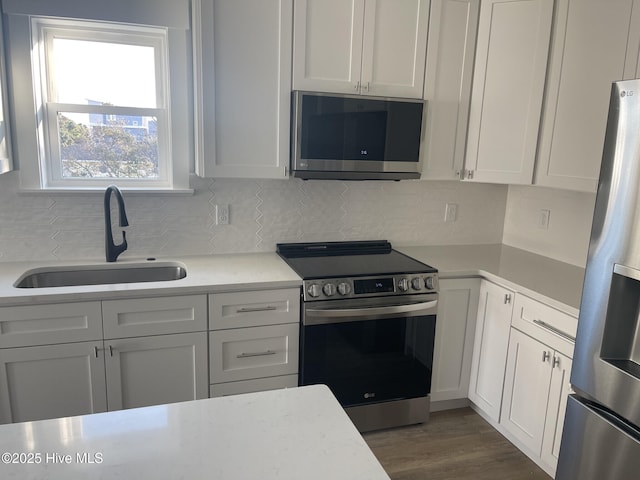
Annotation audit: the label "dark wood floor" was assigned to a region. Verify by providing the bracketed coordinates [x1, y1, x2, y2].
[363, 407, 551, 480]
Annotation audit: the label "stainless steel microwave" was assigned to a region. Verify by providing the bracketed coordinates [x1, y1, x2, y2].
[290, 91, 425, 180]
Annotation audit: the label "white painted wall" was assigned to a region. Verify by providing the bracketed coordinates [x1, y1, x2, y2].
[502, 185, 596, 267]
[0, 172, 508, 262]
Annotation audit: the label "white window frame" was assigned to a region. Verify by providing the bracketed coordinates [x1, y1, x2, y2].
[5, 4, 193, 193]
[32, 19, 173, 189]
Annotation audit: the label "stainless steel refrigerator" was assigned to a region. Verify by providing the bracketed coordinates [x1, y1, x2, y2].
[556, 79, 640, 478]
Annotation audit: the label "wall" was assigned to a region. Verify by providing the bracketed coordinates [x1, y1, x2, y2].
[0, 172, 508, 262]
[502, 185, 596, 267]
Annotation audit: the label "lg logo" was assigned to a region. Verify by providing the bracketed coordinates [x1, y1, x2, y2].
[621, 90, 635, 98]
[364, 392, 376, 399]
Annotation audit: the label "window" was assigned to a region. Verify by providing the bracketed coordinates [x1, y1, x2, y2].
[4, 0, 192, 192]
[33, 19, 172, 189]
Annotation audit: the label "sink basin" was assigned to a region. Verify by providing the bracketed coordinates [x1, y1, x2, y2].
[14, 262, 187, 288]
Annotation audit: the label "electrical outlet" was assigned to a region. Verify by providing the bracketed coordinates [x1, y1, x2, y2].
[539, 209, 550, 230]
[444, 203, 458, 223]
[215, 204, 230, 225]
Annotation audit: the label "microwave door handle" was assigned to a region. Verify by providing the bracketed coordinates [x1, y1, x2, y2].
[305, 300, 437, 325]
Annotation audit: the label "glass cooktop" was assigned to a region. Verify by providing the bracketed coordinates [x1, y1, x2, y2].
[277, 240, 436, 280]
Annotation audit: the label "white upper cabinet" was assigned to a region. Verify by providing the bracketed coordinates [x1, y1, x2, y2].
[292, 0, 430, 98]
[0, 17, 13, 175]
[421, 0, 480, 180]
[535, 0, 640, 192]
[464, 0, 553, 184]
[193, 0, 293, 178]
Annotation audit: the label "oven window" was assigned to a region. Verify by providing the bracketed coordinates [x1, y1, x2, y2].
[300, 315, 435, 407]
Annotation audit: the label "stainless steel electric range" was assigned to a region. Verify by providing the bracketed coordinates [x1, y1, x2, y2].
[277, 240, 438, 432]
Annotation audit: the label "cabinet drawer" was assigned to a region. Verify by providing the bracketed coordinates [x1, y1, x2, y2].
[209, 374, 298, 398]
[0, 302, 102, 348]
[209, 288, 300, 330]
[102, 295, 207, 339]
[209, 324, 299, 383]
[512, 294, 577, 357]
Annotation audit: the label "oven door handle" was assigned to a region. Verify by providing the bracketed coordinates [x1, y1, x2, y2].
[304, 300, 437, 325]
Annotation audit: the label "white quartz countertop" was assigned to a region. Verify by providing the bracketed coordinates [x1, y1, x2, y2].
[398, 244, 585, 316]
[0, 252, 302, 306]
[0, 244, 584, 315]
[0, 384, 390, 480]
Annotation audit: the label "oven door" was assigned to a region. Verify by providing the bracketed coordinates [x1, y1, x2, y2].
[300, 293, 437, 408]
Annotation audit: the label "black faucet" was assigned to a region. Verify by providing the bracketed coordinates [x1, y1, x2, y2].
[104, 185, 129, 262]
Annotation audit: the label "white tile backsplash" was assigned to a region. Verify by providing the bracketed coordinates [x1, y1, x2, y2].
[0, 171, 508, 262]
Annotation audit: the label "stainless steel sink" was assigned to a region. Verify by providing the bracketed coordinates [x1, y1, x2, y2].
[14, 263, 187, 288]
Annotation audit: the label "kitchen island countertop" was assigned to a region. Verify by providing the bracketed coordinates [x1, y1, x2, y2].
[0, 384, 390, 480]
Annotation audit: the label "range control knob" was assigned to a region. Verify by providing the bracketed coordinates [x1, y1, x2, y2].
[424, 276, 436, 290]
[411, 278, 422, 290]
[337, 282, 352, 296]
[397, 278, 409, 292]
[307, 283, 321, 298]
[323, 283, 337, 297]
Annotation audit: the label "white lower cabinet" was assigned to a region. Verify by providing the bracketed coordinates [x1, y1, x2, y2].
[431, 278, 480, 407]
[209, 324, 299, 383]
[0, 341, 107, 423]
[468, 280, 514, 422]
[500, 328, 572, 476]
[208, 289, 300, 396]
[468, 286, 577, 477]
[105, 332, 208, 411]
[0, 295, 208, 424]
[209, 374, 298, 398]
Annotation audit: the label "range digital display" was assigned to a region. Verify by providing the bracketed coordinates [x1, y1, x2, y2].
[353, 277, 395, 295]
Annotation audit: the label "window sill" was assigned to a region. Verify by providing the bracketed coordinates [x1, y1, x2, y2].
[18, 187, 195, 196]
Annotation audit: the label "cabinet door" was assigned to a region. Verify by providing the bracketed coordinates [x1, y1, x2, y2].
[209, 288, 300, 330]
[209, 374, 298, 397]
[468, 280, 514, 422]
[292, 0, 365, 94]
[431, 278, 480, 403]
[535, 0, 640, 192]
[541, 351, 572, 473]
[0, 16, 12, 175]
[209, 324, 299, 383]
[0, 341, 107, 424]
[465, 0, 553, 184]
[0, 302, 102, 348]
[500, 328, 552, 455]
[194, 0, 293, 178]
[360, 0, 430, 98]
[104, 332, 208, 411]
[421, 0, 480, 180]
[102, 295, 207, 339]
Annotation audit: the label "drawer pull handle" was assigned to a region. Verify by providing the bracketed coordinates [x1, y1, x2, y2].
[553, 355, 560, 368]
[236, 306, 278, 313]
[533, 319, 576, 342]
[237, 350, 276, 359]
[542, 350, 551, 362]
